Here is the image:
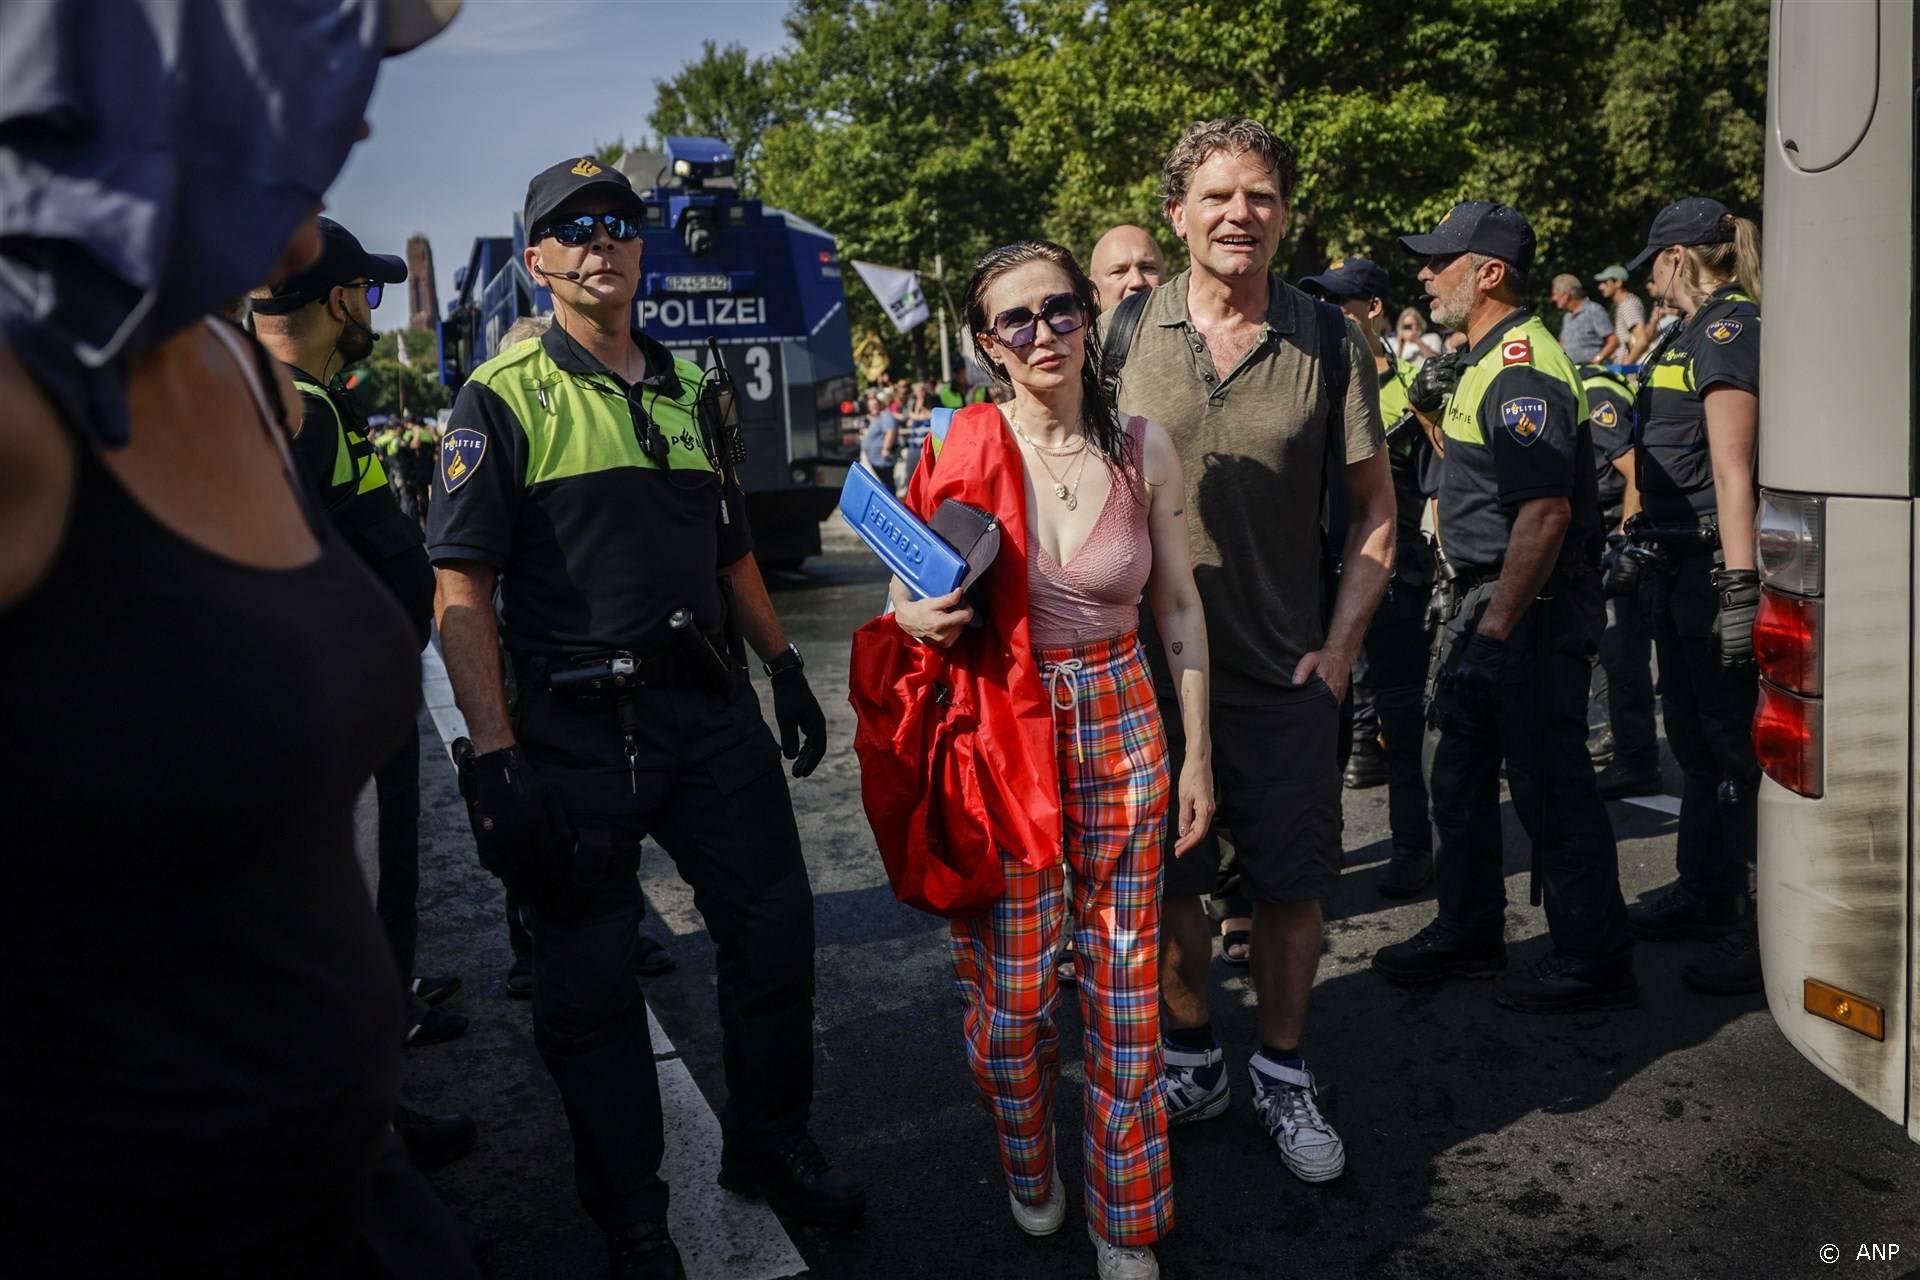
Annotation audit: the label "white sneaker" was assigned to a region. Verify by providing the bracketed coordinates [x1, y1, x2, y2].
[1009, 1161, 1064, 1236]
[1162, 1039, 1229, 1123]
[1248, 1054, 1346, 1183]
[1088, 1225, 1159, 1280]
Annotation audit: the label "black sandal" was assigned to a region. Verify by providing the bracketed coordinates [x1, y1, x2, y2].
[1219, 918, 1252, 967]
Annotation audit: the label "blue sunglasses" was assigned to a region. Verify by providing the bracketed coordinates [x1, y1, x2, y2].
[541, 212, 643, 246]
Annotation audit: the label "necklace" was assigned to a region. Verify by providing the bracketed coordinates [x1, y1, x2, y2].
[1011, 410, 1092, 509]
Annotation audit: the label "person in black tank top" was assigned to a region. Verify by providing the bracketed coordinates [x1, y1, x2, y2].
[0, 2, 472, 1274]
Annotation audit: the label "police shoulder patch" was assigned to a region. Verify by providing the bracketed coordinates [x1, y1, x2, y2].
[1500, 338, 1532, 367]
[1592, 400, 1619, 430]
[1706, 319, 1743, 345]
[1500, 397, 1549, 447]
[441, 427, 488, 493]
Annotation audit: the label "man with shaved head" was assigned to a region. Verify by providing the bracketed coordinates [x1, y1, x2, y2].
[1089, 223, 1168, 311]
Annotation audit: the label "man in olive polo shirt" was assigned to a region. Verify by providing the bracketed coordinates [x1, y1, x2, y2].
[1117, 116, 1397, 1185]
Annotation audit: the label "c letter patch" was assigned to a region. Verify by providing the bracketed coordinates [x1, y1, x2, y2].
[441, 427, 487, 493]
[1501, 339, 1532, 366]
[1500, 397, 1548, 446]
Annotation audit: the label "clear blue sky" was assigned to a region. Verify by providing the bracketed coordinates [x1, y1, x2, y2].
[325, 0, 793, 332]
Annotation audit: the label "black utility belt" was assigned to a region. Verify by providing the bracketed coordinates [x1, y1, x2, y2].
[1626, 513, 1717, 549]
[522, 639, 732, 699]
[1450, 566, 1588, 597]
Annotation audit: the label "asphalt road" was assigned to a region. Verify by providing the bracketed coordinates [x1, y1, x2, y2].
[403, 524, 1920, 1280]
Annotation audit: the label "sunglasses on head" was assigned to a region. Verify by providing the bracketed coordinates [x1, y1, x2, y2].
[541, 212, 643, 245]
[989, 292, 1086, 350]
[341, 281, 383, 309]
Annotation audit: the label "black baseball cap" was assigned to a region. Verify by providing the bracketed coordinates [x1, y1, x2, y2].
[1626, 197, 1735, 271]
[1300, 256, 1391, 302]
[1399, 201, 1536, 273]
[524, 156, 646, 239]
[252, 216, 405, 314]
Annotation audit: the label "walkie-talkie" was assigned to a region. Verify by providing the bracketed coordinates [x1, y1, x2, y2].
[700, 336, 748, 475]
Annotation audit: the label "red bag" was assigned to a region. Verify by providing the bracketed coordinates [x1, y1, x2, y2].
[846, 402, 1061, 917]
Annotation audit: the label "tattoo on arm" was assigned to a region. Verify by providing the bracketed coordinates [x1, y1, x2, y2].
[1172, 641, 1184, 655]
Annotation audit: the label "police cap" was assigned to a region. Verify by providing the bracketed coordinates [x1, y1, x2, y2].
[1399, 201, 1536, 273]
[1626, 197, 1735, 271]
[524, 156, 646, 239]
[253, 216, 406, 315]
[1299, 257, 1391, 304]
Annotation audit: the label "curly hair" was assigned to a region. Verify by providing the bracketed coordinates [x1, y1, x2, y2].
[1161, 116, 1298, 209]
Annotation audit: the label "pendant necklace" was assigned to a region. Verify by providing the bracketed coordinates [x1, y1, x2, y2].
[1010, 409, 1090, 509]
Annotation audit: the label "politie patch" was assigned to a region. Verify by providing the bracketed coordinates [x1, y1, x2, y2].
[1592, 400, 1619, 430]
[1707, 319, 1743, 345]
[441, 428, 487, 494]
[1500, 397, 1549, 446]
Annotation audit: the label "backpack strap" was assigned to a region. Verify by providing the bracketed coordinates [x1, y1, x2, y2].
[1101, 288, 1151, 372]
[1312, 298, 1354, 553]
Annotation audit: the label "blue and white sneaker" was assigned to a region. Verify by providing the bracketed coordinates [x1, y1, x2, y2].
[1162, 1039, 1229, 1123]
[1248, 1054, 1345, 1183]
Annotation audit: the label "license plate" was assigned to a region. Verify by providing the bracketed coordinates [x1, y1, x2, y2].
[663, 273, 729, 294]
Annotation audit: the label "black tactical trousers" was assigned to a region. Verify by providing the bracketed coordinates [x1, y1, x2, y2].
[1430, 577, 1632, 961]
[373, 720, 421, 986]
[1592, 594, 1660, 771]
[1362, 576, 1435, 857]
[1644, 551, 1759, 903]
[514, 674, 817, 1232]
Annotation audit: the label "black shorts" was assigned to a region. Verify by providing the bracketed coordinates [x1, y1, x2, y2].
[1161, 684, 1343, 904]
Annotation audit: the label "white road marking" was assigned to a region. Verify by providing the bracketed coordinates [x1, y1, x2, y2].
[420, 645, 808, 1279]
[1619, 793, 1683, 816]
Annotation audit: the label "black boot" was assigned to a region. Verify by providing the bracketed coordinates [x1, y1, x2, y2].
[1373, 919, 1506, 985]
[1377, 847, 1434, 899]
[1596, 761, 1663, 799]
[606, 1221, 686, 1280]
[1628, 881, 1741, 941]
[409, 973, 464, 1006]
[1682, 922, 1763, 996]
[719, 1135, 866, 1226]
[1342, 733, 1388, 790]
[506, 950, 533, 1000]
[1494, 950, 1638, 1013]
[394, 1105, 477, 1171]
[634, 935, 677, 978]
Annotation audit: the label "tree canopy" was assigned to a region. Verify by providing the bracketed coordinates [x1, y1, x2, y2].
[648, 0, 1767, 374]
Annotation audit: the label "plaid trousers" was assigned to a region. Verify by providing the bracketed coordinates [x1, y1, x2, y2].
[950, 632, 1174, 1246]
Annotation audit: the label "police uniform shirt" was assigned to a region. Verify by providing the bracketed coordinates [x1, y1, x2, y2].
[1379, 348, 1435, 574]
[425, 324, 752, 658]
[1632, 282, 1760, 525]
[1579, 365, 1635, 519]
[285, 372, 433, 635]
[1435, 308, 1602, 576]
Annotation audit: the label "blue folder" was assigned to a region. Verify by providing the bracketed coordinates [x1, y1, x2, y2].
[838, 461, 971, 600]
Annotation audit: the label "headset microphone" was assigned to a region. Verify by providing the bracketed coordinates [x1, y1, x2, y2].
[533, 262, 583, 281]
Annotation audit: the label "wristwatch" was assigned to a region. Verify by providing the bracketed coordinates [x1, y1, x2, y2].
[764, 643, 804, 678]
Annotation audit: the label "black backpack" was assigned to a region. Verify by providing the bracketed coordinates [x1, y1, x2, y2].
[1102, 278, 1357, 558]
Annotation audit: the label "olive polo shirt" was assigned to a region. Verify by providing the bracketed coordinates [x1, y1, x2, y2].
[1115, 270, 1385, 704]
[425, 325, 753, 658]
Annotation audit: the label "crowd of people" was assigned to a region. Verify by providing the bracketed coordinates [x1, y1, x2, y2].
[0, 3, 1765, 1279]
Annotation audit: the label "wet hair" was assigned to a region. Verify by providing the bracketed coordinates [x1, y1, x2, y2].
[962, 239, 1130, 473]
[1677, 212, 1763, 308]
[1161, 116, 1298, 208]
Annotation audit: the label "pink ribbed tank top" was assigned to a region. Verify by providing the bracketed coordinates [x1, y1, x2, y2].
[1026, 415, 1153, 648]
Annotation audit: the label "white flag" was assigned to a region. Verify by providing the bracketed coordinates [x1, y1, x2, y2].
[395, 333, 411, 368]
[850, 260, 930, 333]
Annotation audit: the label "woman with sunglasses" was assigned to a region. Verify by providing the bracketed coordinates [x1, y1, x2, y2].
[891, 241, 1213, 1280]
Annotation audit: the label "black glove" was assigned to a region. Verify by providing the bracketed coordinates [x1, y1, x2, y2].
[1434, 630, 1507, 731]
[1711, 567, 1760, 669]
[453, 740, 572, 896]
[771, 667, 828, 778]
[1406, 352, 1462, 415]
[1600, 534, 1639, 598]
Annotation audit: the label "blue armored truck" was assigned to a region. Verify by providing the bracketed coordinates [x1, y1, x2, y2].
[437, 137, 861, 567]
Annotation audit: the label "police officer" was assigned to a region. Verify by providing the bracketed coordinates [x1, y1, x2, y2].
[1618, 197, 1765, 996]
[934, 361, 991, 408]
[428, 156, 860, 1279]
[249, 218, 474, 1056]
[1300, 257, 1438, 896]
[1582, 361, 1662, 797]
[1372, 202, 1636, 1012]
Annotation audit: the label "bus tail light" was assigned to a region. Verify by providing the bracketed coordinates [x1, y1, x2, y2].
[1755, 679, 1823, 799]
[1754, 589, 1822, 695]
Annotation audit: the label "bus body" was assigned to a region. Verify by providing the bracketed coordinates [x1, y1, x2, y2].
[1755, 0, 1916, 1136]
[437, 138, 860, 567]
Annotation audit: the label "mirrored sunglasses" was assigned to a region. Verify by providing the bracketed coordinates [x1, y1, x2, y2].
[542, 212, 643, 246]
